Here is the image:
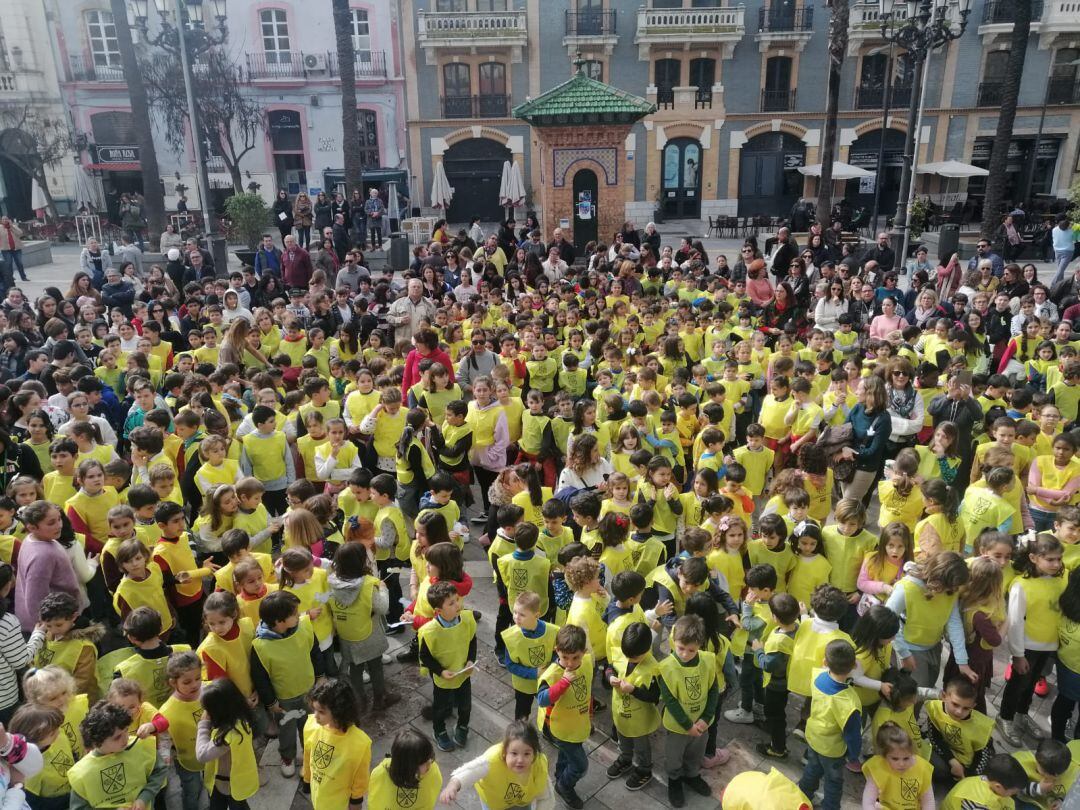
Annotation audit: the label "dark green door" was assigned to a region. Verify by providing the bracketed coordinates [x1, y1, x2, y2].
[572, 169, 598, 253]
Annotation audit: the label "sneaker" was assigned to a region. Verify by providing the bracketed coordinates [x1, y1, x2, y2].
[592, 698, 606, 713]
[373, 692, 401, 712]
[453, 726, 468, 748]
[997, 717, 1022, 747]
[683, 775, 711, 797]
[495, 650, 508, 668]
[434, 732, 455, 752]
[723, 706, 755, 724]
[606, 755, 633, 778]
[1016, 714, 1046, 740]
[755, 742, 787, 759]
[1035, 677, 1050, 697]
[845, 760, 862, 773]
[396, 647, 419, 664]
[793, 724, 806, 741]
[554, 782, 584, 809]
[625, 770, 652, 791]
[386, 623, 406, 636]
[668, 779, 685, 808]
[298, 781, 310, 795]
[280, 759, 296, 778]
[471, 513, 488, 524]
[701, 749, 731, 768]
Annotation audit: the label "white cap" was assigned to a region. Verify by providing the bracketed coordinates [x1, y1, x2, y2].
[167, 248, 181, 261]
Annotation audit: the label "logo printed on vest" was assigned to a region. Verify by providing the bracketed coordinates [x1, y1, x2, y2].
[49, 747, 73, 776]
[571, 676, 588, 701]
[153, 666, 167, 692]
[504, 783, 525, 804]
[100, 763, 126, 794]
[527, 645, 547, 667]
[630, 548, 642, 566]
[38, 648, 55, 665]
[395, 786, 418, 807]
[62, 722, 78, 752]
[511, 567, 528, 590]
[685, 675, 702, 701]
[313, 741, 334, 770]
[900, 777, 919, 801]
[942, 723, 962, 748]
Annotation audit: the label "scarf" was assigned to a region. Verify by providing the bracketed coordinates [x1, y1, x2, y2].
[887, 384, 917, 419]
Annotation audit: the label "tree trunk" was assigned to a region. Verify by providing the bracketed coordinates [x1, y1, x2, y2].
[980, 0, 1031, 239]
[817, 0, 849, 228]
[332, 0, 363, 199]
[228, 163, 243, 194]
[110, 0, 165, 245]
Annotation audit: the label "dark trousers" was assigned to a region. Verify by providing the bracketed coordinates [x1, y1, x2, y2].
[431, 678, 471, 736]
[554, 739, 588, 791]
[263, 488, 288, 517]
[475, 466, 498, 513]
[739, 651, 763, 711]
[514, 689, 534, 721]
[369, 222, 383, 247]
[764, 687, 789, 752]
[27, 795, 69, 810]
[209, 786, 250, 810]
[345, 657, 385, 703]
[296, 226, 311, 249]
[1000, 649, 1055, 721]
[798, 748, 844, 810]
[493, 602, 512, 657]
[176, 596, 205, 647]
[1050, 693, 1080, 741]
[377, 558, 403, 622]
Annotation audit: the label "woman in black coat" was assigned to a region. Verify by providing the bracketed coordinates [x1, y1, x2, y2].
[272, 190, 294, 247]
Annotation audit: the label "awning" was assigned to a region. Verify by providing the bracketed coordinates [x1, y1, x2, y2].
[917, 160, 989, 178]
[84, 162, 141, 172]
[798, 162, 874, 180]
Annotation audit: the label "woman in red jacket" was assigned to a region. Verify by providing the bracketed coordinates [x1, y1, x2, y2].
[401, 327, 456, 395]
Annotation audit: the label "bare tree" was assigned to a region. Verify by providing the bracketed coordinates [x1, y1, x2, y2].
[0, 105, 71, 219]
[817, 0, 850, 227]
[980, 0, 1032, 239]
[110, 0, 165, 240]
[142, 49, 263, 193]
[332, 0, 364, 198]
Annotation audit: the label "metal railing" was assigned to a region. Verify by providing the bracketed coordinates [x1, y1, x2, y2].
[758, 6, 813, 32]
[761, 88, 796, 111]
[656, 86, 675, 108]
[637, 6, 745, 34]
[244, 52, 306, 79]
[325, 50, 388, 78]
[977, 81, 1003, 106]
[418, 10, 527, 40]
[695, 87, 713, 108]
[982, 0, 1044, 22]
[441, 94, 509, 119]
[68, 54, 124, 82]
[1047, 76, 1080, 104]
[0, 74, 16, 92]
[855, 83, 913, 109]
[565, 9, 616, 36]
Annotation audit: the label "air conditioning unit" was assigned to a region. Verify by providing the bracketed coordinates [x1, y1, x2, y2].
[303, 53, 327, 72]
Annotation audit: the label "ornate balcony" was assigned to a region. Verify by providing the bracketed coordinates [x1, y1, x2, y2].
[416, 10, 527, 64]
[761, 88, 796, 112]
[755, 6, 814, 51]
[68, 54, 123, 83]
[441, 94, 509, 119]
[563, 9, 618, 56]
[634, 5, 745, 59]
[978, 0, 1044, 42]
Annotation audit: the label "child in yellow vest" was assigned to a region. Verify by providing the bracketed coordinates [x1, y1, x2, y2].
[278, 547, 333, 661]
[857, 523, 913, 608]
[861, 723, 934, 810]
[368, 728, 441, 810]
[196, 592, 256, 705]
[327, 543, 399, 713]
[30, 591, 100, 700]
[107, 677, 169, 762]
[500, 591, 558, 722]
[495, 524, 552, 654]
[1014, 739, 1080, 809]
[114, 539, 175, 636]
[370, 474, 408, 626]
[752, 593, 800, 760]
[359, 388, 407, 474]
[925, 677, 995, 780]
[213, 529, 277, 595]
[604, 621, 660, 791]
[8, 702, 71, 808]
[563, 555, 609, 667]
[251, 591, 322, 778]
[797, 639, 862, 810]
[537, 624, 592, 808]
[101, 503, 143, 594]
[940, 754, 1029, 810]
[998, 534, 1066, 747]
[438, 722, 551, 810]
[876, 449, 923, 533]
[302, 678, 373, 807]
[233, 558, 278, 626]
[239, 406, 294, 511]
[153, 501, 214, 645]
[67, 701, 166, 810]
[193, 435, 241, 497]
[726, 563, 777, 728]
[158, 650, 207, 810]
[196, 679, 259, 808]
[232, 477, 281, 556]
[114, 607, 192, 708]
[418, 580, 477, 753]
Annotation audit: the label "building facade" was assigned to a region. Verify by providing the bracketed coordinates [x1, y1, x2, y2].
[399, 0, 1080, 236]
[2, 0, 407, 221]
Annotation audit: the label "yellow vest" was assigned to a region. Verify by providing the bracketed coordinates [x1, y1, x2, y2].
[438, 421, 472, 467]
[345, 389, 380, 427]
[497, 552, 551, 617]
[941, 776, 1015, 810]
[368, 758, 441, 810]
[822, 526, 877, 594]
[861, 755, 933, 810]
[537, 654, 593, 743]
[611, 653, 661, 737]
[925, 699, 993, 766]
[1060, 616, 1080, 674]
[900, 578, 957, 647]
[116, 644, 192, 707]
[395, 437, 436, 485]
[788, 622, 853, 698]
[914, 512, 964, 556]
[241, 431, 287, 480]
[283, 568, 333, 642]
[68, 741, 157, 808]
[500, 621, 558, 694]
[373, 409, 407, 459]
[628, 536, 667, 578]
[196, 617, 255, 696]
[152, 534, 204, 600]
[196, 459, 241, 491]
[374, 505, 409, 561]
[566, 593, 610, 660]
[747, 540, 797, 593]
[252, 616, 316, 700]
[721, 768, 811, 810]
[787, 555, 833, 610]
[296, 433, 327, 484]
[1014, 749, 1080, 808]
[35, 636, 95, 675]
[805, 668, 862, 758]
[473, 744, 549, 810]
[159, 693, 205, 773]
[113, 564, 175, 632]
[519, 412, 550, 456]
[872, 702, 929, 759]
[1015, 574, 1066, 646]
[27, 702, 82, 796]
[302, 717, 372, 810]
[466, 401, 503, 449]
[605, 606, 647, 668]
[328, 575, 378, 643]
[658, 650, 717, 733]
[417, 610, 477, 688]
[207, 724, 259, 801]
[761, 627, 795, 689]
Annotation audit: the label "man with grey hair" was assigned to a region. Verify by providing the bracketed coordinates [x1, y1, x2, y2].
[387, 278, 436, 343]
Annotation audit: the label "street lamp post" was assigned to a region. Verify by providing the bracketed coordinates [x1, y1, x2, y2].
[130, 0, 228, 269]
[868, 42, 896, 236]
[881, 0, 971, 272]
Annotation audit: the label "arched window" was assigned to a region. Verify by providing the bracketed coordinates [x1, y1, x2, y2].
[655, 58, 680, 107]
[442, 63, 472, 118]
[478, 62, 507, 117]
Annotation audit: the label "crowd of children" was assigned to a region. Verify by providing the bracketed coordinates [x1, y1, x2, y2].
[3, 246, 1080, 810]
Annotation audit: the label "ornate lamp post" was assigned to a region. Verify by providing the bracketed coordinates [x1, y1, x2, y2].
[880, 0, 971, 270]
[130, 0, 227, 256]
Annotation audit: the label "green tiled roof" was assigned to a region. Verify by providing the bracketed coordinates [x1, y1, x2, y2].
[513, 67, 655, 126]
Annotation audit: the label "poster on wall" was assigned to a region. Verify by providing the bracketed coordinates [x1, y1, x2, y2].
[859, 176, 876, 194]
[577, 190, 593, 220]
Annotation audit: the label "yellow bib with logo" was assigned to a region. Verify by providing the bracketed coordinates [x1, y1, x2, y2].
[417, 610, 477, 688]
[861, 755, 933, 810]
[283, 567, 333, 642]
[196, 617, 255, 696]
[252, 616, 316, 700]
[611, 653, 661, 737]
[501, 621, 559, 694]
[328, 575, 378, 643]
[805, 668, 862, 758]
[899, 578, 957, 647]
[538, 653, 594, 743]
[159, 694, 204, 773]
[658, 650, 717, 733]
[367, 757, 442, 810]
[375, 505, 409, 561]
[474, 744, 549, 810]
[566, 593, 609, 660]
[116, 644, 192, 707]
[1015, 749, 1080, 808]
[68, 741, 157, 808]
[302, 716, 372, 810]
[925, 699, 993, 767]
[788, 623, 853, 698]
[498, 552, 551, 618]
[1016, 575, 1066, 646]
[241, 431, 287, 480]
[373, 409, 407, 460]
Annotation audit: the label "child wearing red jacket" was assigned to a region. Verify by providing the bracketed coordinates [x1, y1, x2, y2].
[398, 538, 472, 663]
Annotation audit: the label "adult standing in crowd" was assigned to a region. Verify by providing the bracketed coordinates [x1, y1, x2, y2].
[0, 217, 26, 283]
[387, 278, 436, 344]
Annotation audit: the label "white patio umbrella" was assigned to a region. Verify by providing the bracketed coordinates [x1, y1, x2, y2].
[798, 162, 874, 180]
[72, 164, 104, 210]
[30, 178, 48, 215]
[916, 160, 989, 178]
[430, 162, 453, 210]
[497, 160, 512, 206]
[506, 161, 526, 208]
